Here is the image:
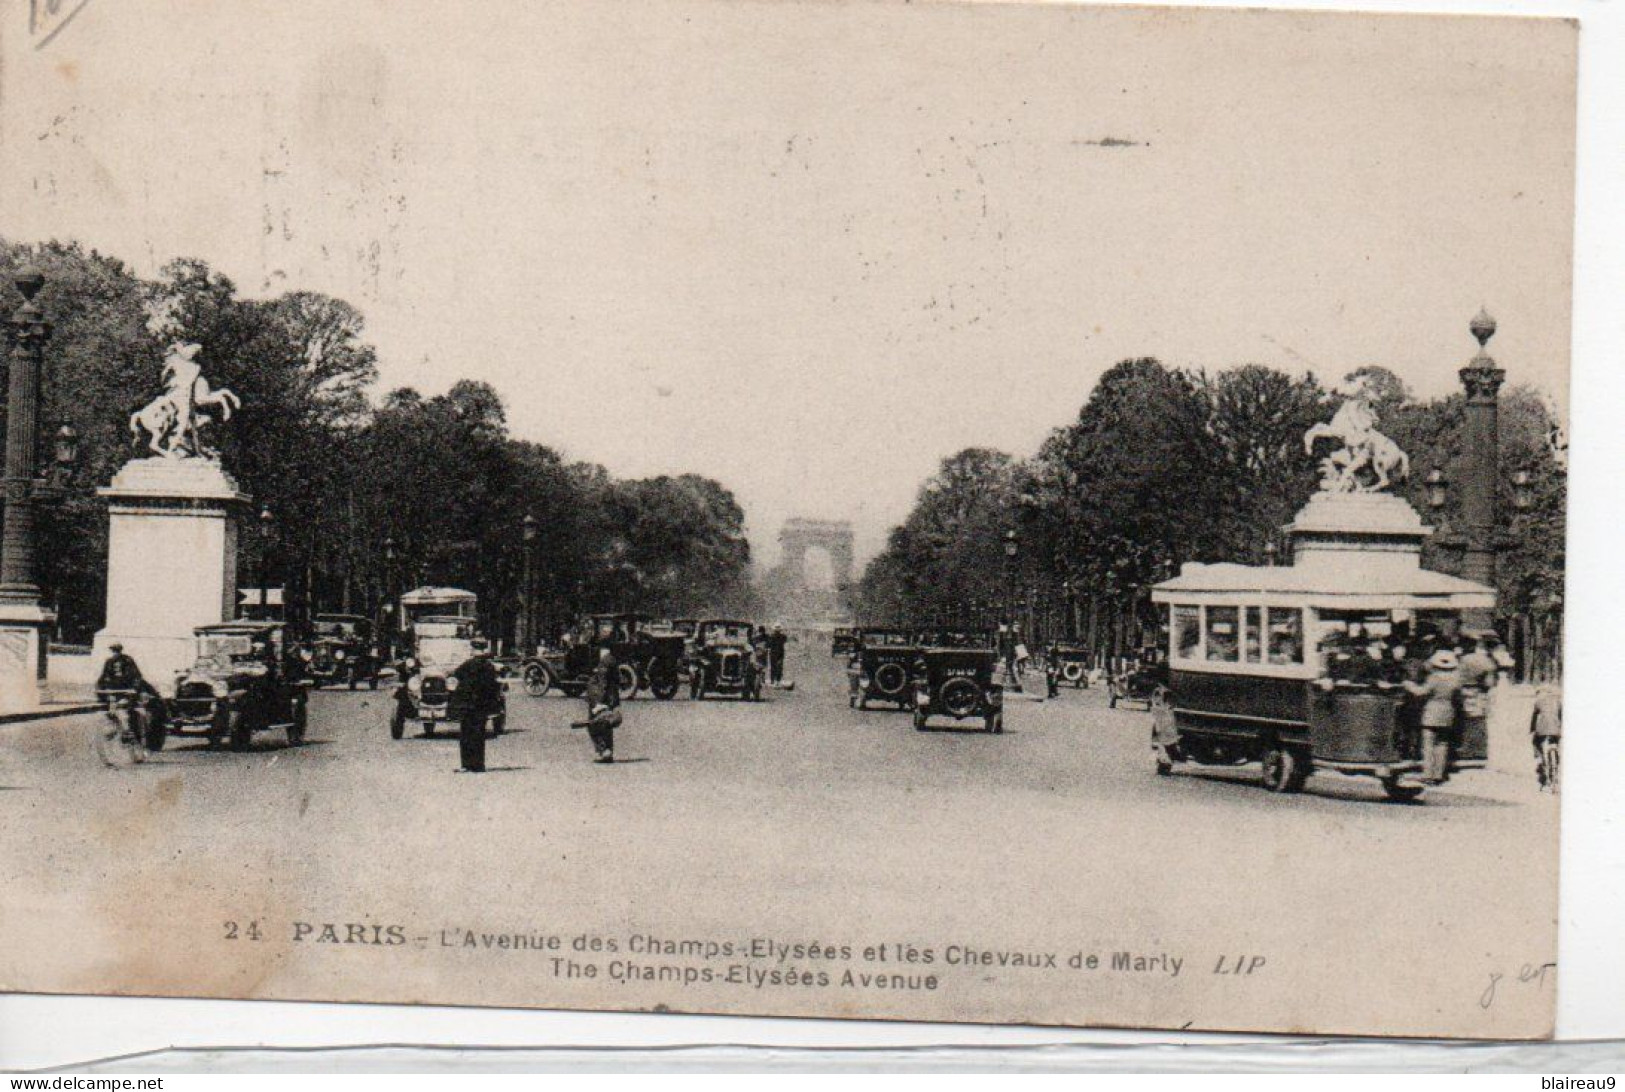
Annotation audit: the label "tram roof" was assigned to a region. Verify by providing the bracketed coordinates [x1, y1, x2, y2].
[1151, 562, 1495, 610]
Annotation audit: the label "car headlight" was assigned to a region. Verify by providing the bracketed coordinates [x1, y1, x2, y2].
[334, 650, 346, 661]
[407, 676, 422, 694]
[211, 680, 229, 697]
[445, 676, 460, 691]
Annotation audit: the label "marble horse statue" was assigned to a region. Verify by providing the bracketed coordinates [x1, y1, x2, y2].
[129, 342, 241, 459]
[1303, 394, 1410, 494]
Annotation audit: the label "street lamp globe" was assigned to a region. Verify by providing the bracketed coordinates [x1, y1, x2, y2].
[522, 512, 538, 542]
[52, 423, 79, 467]
[1424, 468, 1448, 511]
[1511, 468, 1533, 512]
[1003, 529, 1018, 559]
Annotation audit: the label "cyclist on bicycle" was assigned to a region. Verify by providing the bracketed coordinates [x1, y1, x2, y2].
[1529, 685, 1562, 792]
[96, 643, 164, 713]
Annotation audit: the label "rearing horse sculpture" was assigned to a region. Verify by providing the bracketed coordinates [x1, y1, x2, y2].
[1303, 397, 1410, 493]
[129, 342, 241, 459]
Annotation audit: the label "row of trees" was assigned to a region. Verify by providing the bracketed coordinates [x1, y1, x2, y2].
[856, 358, 1566, 675]
[2, 239, 756, 646]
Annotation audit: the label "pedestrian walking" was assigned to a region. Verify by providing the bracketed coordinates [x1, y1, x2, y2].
[768, 625, 791, 686]
[577, 645, 623, 764]
[1458, 634, 1499, 767]
[1406, 649, 1462, 785]
[998, 623, 1022, 692]
[450, 637, 502, 773]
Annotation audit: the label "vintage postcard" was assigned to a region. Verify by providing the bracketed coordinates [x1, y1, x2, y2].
[0, 0, 1572, 1038]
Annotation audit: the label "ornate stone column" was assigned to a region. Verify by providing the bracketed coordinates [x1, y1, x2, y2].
[1458, 309, 1505, 630]
[0, 270, 55, 711]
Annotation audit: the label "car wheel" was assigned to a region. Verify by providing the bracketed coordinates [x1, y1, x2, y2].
[1261, 744, 1307, 793]
[651, 674, 679, 700]
[560, 682, 586, 699]
[616, 664, 639, 700]
[524, 664, 552, 697]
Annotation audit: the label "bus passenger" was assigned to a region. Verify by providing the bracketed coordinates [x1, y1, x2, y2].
[1408, 650, 1462, 786]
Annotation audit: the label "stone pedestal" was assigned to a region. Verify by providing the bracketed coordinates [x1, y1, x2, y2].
[92, 458, 249, 696]
[0, 600, 55, 712]
[1286, 491, 1433, 580]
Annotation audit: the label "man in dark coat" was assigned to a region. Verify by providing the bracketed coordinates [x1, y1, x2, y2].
[768, 625, 789, 686]
[451, 638, 502, 773]
[582, 645, 622, 763]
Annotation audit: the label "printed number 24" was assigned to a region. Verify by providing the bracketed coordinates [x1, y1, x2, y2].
[224, 920, 263, 941]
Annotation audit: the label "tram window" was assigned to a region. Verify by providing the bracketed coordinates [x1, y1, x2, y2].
[1267, 608, 1304, 664]
[1205, 606, 1240, 662]
[1173, 606, 1200, 660]
[1245, 606, 1262, 663]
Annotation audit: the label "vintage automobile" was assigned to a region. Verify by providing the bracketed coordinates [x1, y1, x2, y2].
[1148, 552, 1496, 802]
[847, 629, 922, 710]
[391, 614, 508, 739]
[1107, 648, 1169, 709]
[1048, 643, 1094, 689]
[521, 614, 679, 700]
[911, 631, 1003, 732]
[830, 627, 859, 657]
[689, 618, 764, 701]
[168, 620, 310, 751]
[398, 586, 478, 638]
[308, 613, 381, 689]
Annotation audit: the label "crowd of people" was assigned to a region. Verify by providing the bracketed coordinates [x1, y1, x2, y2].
[1318, 626, 1559, 789]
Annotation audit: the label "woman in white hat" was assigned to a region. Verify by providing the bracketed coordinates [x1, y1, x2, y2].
[1412, 649, 1463, 785]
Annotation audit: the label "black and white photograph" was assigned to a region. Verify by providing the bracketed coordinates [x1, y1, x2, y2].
[0, 0, 1578, 1043]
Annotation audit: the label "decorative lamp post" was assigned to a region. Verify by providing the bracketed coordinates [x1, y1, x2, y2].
[381, 534, 396, 651]
[521, 513, 538, 655]
[1002, 529, 1019, 630]
[257, 507, 274, 619]
[0, 269, 55, 710]
[1061, 579, 1074, 641]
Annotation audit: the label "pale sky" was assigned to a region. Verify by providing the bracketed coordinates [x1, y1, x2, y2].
[0, 0, 1576, 567]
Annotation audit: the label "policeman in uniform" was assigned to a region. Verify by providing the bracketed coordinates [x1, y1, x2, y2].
[451, 637, 502, 773]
